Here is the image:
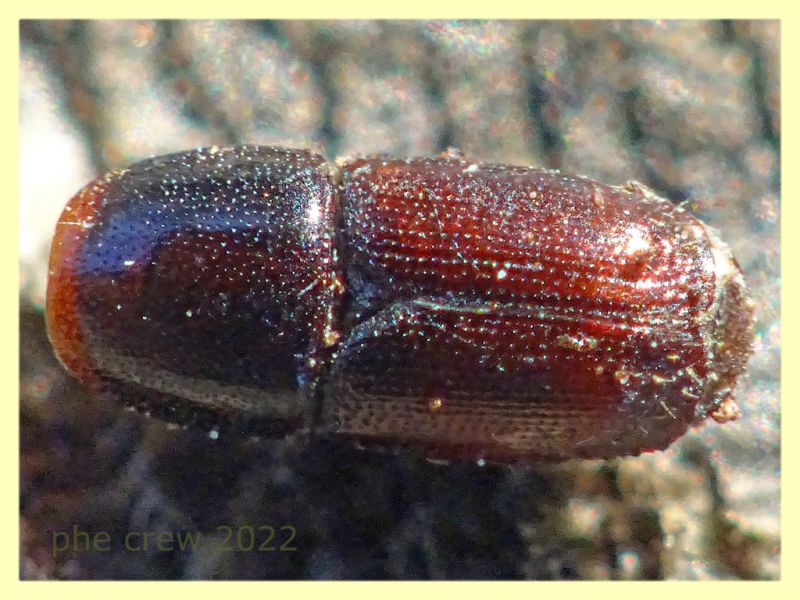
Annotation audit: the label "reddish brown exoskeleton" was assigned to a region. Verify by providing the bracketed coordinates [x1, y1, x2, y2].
[46, 146, 754, 463]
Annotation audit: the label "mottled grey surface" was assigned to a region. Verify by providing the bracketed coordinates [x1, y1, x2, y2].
[20, 20, 779, 579]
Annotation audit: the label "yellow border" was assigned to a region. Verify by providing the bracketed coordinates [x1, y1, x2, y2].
[7, 1, 793, 19]
[6, 0, 794, 596]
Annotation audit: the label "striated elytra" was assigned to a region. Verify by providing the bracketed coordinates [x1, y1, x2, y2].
[46, 145, 754, 463]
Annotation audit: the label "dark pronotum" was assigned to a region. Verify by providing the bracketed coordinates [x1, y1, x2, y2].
[45, 145, 754, 463]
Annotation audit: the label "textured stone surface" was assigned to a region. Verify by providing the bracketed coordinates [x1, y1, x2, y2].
[20, 19, 779, 579]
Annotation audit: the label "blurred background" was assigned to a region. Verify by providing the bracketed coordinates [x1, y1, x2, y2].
[19, 20, 780, 579]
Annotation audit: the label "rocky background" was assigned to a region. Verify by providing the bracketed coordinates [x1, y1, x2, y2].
[19, 20, 780, 580]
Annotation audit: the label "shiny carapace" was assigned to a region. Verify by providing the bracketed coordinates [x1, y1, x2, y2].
[46, 146, 754, 463]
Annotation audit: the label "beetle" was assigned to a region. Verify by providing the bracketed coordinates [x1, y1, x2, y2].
[45, 145, 754, 463]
